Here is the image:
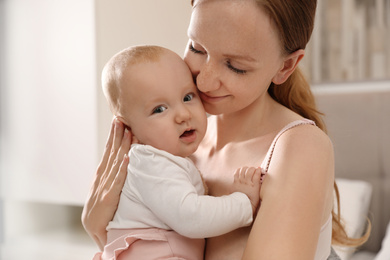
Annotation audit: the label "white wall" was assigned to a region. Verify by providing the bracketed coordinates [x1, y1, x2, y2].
[1, 0, 98, 205]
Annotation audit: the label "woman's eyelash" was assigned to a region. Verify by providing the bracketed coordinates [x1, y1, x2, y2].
[189, 44, 203, 54]
[190, 44, 246, 74]
[227, 61, 247, 75]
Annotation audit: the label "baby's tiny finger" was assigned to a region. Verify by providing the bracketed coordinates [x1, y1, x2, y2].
[240, 167, 249, 183]
[245, 167, 256, 184]
[253, 168, 262, 183]
[233, 168, 240, 182]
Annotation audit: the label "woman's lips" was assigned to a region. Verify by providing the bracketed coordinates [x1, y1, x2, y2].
[199, 92, 227, 103]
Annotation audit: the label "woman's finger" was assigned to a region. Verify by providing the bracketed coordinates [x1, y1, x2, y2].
[117, 128, 132, 166]
[94, 118, 116, 184]
[111, 153, 129, 196]
[106, 127, 130, 186]
[99, 118, 116, 170]
[104, 118, 125, 175]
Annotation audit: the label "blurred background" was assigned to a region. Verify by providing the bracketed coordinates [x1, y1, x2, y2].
[301, 0, 390, 83]
[0, 0, 389, 259]
[0, 0, 191, 259]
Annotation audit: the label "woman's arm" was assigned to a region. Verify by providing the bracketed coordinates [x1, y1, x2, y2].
[81, 118, 131, 250]
[243, 125, 335, 260]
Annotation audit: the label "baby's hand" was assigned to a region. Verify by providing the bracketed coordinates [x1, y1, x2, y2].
[233, 167, 262, 216]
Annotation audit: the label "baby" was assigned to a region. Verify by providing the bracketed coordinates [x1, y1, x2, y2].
[97, 45, 261, 260]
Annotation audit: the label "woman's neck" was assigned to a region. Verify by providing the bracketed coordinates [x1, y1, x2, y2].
[207, 94, 282, 150]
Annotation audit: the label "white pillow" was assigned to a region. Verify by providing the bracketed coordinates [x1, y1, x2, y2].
[333, 178, 372, 260]
[374, 221, 390, 260]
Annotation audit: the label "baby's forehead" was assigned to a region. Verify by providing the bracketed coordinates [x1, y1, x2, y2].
[116, 48, 190, 100]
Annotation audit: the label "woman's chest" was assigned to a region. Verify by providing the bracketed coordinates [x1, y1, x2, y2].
[192, 136, 274, 258]
[194, 140, 270, 196]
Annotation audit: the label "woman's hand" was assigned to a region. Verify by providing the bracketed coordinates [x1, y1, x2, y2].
[81, 118, 132, 250]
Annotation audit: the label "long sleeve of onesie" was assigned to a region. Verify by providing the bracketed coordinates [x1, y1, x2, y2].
[110, 144, 253, 239]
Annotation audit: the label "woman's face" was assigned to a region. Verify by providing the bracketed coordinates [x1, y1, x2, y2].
[184, 0, 285, 115]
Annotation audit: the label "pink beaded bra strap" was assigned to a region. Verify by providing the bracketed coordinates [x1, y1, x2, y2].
[260, 119, 316, 177]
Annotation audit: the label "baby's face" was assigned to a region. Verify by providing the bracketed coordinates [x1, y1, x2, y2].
[120, 51, 207, 157]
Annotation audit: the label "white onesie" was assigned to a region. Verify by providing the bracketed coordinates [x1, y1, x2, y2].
[107, 144, 253, 239]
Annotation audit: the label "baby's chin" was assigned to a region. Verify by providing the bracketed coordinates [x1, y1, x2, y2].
[173, 144, 201, 158]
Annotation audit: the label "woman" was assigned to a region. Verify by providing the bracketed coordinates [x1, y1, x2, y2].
[82, 0, 368, 259]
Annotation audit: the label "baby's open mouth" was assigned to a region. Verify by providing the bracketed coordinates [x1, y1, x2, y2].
[180, 129, 195, 138]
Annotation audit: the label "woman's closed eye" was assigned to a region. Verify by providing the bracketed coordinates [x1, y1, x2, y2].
[226, 60, 247, 75]
[189, 42, 247, 75]
[189, 44, 204, 54]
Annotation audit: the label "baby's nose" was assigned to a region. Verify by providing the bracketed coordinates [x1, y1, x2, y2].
[175, 106, 192, 123]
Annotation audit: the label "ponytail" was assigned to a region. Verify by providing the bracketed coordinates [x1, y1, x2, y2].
[268, 65, 371, 247]
[268, 67, 326, 132]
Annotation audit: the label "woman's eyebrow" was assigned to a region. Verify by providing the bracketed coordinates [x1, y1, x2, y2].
[223, 53, 257, 62]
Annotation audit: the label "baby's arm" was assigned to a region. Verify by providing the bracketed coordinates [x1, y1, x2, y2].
[232, 167, 262, 216]
[130, 146, 261, 238]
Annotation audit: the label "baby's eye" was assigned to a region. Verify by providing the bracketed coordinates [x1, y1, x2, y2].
[152, 106, 167, 114]
[183, 93, 194, 102]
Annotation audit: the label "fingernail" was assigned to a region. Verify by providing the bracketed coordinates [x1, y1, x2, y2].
[115, 118, 121, 127]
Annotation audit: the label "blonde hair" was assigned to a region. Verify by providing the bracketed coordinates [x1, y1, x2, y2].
[102, 45, 165, 117]
[191, 0, 370, 247]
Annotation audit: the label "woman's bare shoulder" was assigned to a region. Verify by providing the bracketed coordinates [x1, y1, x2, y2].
[261, 122, 334, 197]
[281, 123, 333, 155]
[248, 123, 334, 260]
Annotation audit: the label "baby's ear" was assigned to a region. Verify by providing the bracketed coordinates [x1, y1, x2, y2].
[115, 115, 126, 124]
[132, 135, 140, 144]
[115, 116, 130, 129]
[115, 116, 141, 145]
[126, 128, 142, 145]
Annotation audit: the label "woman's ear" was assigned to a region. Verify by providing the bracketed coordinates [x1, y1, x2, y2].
[272, 49, 305, 85]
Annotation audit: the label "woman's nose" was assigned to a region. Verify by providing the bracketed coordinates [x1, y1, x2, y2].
[175, 105, 192, 124]
[196, 60, 221, 93]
